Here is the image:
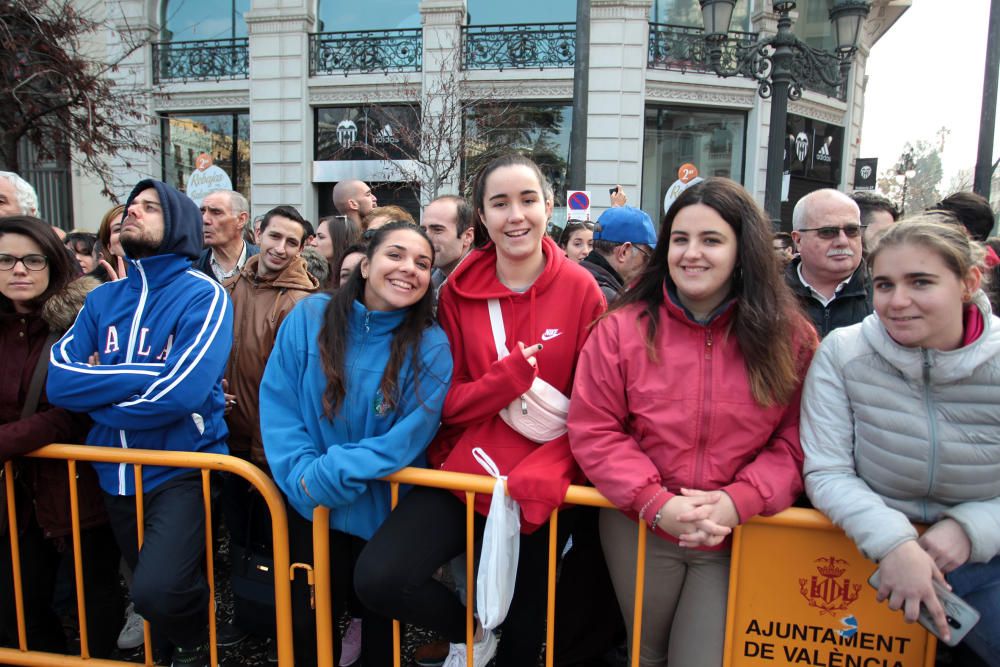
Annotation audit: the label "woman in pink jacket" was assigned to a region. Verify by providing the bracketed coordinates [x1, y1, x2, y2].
[568, 178, 817, 667]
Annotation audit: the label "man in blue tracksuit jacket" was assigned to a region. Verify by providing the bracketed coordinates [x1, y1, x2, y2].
[47, 179, 233, 666]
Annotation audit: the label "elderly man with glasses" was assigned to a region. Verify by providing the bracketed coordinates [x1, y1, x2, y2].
[786, 188, 872, 337]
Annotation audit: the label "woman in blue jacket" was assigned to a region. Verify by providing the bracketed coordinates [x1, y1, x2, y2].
[261, 221, 452, 667]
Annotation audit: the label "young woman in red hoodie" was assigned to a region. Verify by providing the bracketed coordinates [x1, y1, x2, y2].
[568, 178, 817, 667]
[356, 155, 605, 667]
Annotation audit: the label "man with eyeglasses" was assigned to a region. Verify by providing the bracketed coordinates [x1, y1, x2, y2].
[47, 179, 233, 667]
[786, 189, 872, 337]
[581, 205, 656, 302]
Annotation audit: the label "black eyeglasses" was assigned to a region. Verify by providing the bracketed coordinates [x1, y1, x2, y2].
[797, 225, 865, 240]
[633, 244, 653, 259]
[0, 254, 48, 271]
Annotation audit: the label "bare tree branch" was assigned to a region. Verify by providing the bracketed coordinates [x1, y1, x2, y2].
[0, 0, 157, 199]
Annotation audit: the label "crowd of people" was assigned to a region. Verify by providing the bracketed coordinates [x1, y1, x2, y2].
[0, 161, 997, 667]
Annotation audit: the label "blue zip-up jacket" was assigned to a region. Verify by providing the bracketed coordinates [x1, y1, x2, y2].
[47, 179, 233, 496]
[260, 294, 452, 539]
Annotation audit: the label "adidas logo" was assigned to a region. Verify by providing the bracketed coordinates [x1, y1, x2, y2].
[374, 124, 398, 144]
[816, 139, 832, 162]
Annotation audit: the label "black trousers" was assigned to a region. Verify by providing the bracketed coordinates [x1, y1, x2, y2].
[355, 485, 571, 667]
[286, 506, 393, 667]
[0, 519, 123, 657]
[104, 472, 208, 650]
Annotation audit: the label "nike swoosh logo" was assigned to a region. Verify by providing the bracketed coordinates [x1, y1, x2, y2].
[541, 330, 563, 341]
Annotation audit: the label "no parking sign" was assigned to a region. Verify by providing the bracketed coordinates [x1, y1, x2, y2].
[566, 190, 591, 221]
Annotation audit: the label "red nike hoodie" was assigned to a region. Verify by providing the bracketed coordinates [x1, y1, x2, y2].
[429, 235, 606, 532]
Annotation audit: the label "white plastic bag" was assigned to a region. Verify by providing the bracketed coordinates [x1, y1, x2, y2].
[473, 447, 520, 630]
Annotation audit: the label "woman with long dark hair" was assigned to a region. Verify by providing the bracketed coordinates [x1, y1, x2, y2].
[568, 178, 817, 667]
[312, 215, 361, 288]
[802, 218, 1000, 666]
[356, 154, 606, 667]
[558, 221, 594, 263]
[260, 221, 452, 667]
[0, 216, 123, 656]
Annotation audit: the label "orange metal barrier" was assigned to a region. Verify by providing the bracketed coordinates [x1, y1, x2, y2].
[1, 447, 935, 667]
[0, 444, 294, 667]
[309, 470, 935, 667]
[724, 509, 936, 667]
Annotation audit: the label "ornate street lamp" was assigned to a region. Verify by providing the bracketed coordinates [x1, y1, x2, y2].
[895, 151, 917, 216]
[698, 0, 870, 228]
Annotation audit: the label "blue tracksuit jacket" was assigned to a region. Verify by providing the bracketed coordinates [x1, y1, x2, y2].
[47, 179, 233, 496]
[260, 294, 452, 539]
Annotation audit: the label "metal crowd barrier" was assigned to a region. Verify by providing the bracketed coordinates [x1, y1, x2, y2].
[1, 444, 294, 667]
[3, 446, 935, 667]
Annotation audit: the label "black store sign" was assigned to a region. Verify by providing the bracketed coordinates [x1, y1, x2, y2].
[315, 105, 420, 161]
[785, 114, 843, 184]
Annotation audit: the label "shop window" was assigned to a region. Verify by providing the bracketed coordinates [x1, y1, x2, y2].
[161, 112, 250, 203]
[462, 102, 573, 209]
[641, 106, 746, 219]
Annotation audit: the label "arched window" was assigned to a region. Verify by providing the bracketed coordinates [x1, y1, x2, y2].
[160, 0, 251, 42]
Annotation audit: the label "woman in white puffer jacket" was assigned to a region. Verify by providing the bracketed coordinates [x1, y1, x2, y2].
[801, 217, 1000, 666]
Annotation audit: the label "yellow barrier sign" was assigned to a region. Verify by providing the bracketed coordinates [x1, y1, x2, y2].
[723, 510, 935, 667]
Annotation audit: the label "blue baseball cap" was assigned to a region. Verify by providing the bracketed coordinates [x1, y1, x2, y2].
[594, 206, 657, 247]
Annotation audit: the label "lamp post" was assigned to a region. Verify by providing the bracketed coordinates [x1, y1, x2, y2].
[894, 151, 917, 216]
[698, 0, 870, 229]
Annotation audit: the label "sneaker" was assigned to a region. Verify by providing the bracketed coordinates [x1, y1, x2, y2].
[117, 602, 145, 650]
[339, 617, 362, 666]
[171, 642, 210, 667]
[442, 629, 497, 667]
[413, 639, 450, 667]
[214, 620, 248, 648]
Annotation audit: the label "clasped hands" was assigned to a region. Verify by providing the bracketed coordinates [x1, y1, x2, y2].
[655, 488, 739, 548]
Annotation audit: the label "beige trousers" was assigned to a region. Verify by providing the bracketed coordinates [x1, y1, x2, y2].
[599, 508, 731, 667]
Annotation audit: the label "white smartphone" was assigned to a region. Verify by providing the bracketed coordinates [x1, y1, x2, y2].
[868, 568, 980, 646]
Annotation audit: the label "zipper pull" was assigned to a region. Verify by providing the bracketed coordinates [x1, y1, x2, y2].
[365, 312, 371, 333]
[521, 395, 528, 415]
[705, 330, 713, 358]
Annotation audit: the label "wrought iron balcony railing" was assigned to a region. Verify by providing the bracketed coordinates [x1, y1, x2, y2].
[462, 23, 575, 71]
[647, 23, 845, 101]
[152, 38, 249, 84]
[310, 29, 422, 76]
[648, 23, 758, 76]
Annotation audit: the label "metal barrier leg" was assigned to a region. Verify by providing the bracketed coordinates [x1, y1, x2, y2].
[630, 522, 647, 667]
[67, 460, 90, 659]
[201, 471, 218, 667]
[465, 491, 475, 667]
[545, 509, 559, 667]
[5, 461, 27, 652]
[390, 483, 401, 667]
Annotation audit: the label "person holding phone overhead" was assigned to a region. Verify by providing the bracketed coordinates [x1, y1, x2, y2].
[802, 218, 1000, 665]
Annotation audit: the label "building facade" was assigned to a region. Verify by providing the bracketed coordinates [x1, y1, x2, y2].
[69, 0, 908, 229]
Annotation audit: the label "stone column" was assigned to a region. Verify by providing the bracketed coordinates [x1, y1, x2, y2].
[104, 0, 160, 200]
[419, 0, 467, 203]
[245, 0, 315, 219]
[586, 0, 653, 215]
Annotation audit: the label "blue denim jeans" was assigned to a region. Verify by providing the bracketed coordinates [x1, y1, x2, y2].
[947, 554, 1000, 667]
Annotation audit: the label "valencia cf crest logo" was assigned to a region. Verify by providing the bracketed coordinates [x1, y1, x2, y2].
[799, 556, 861, 616]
